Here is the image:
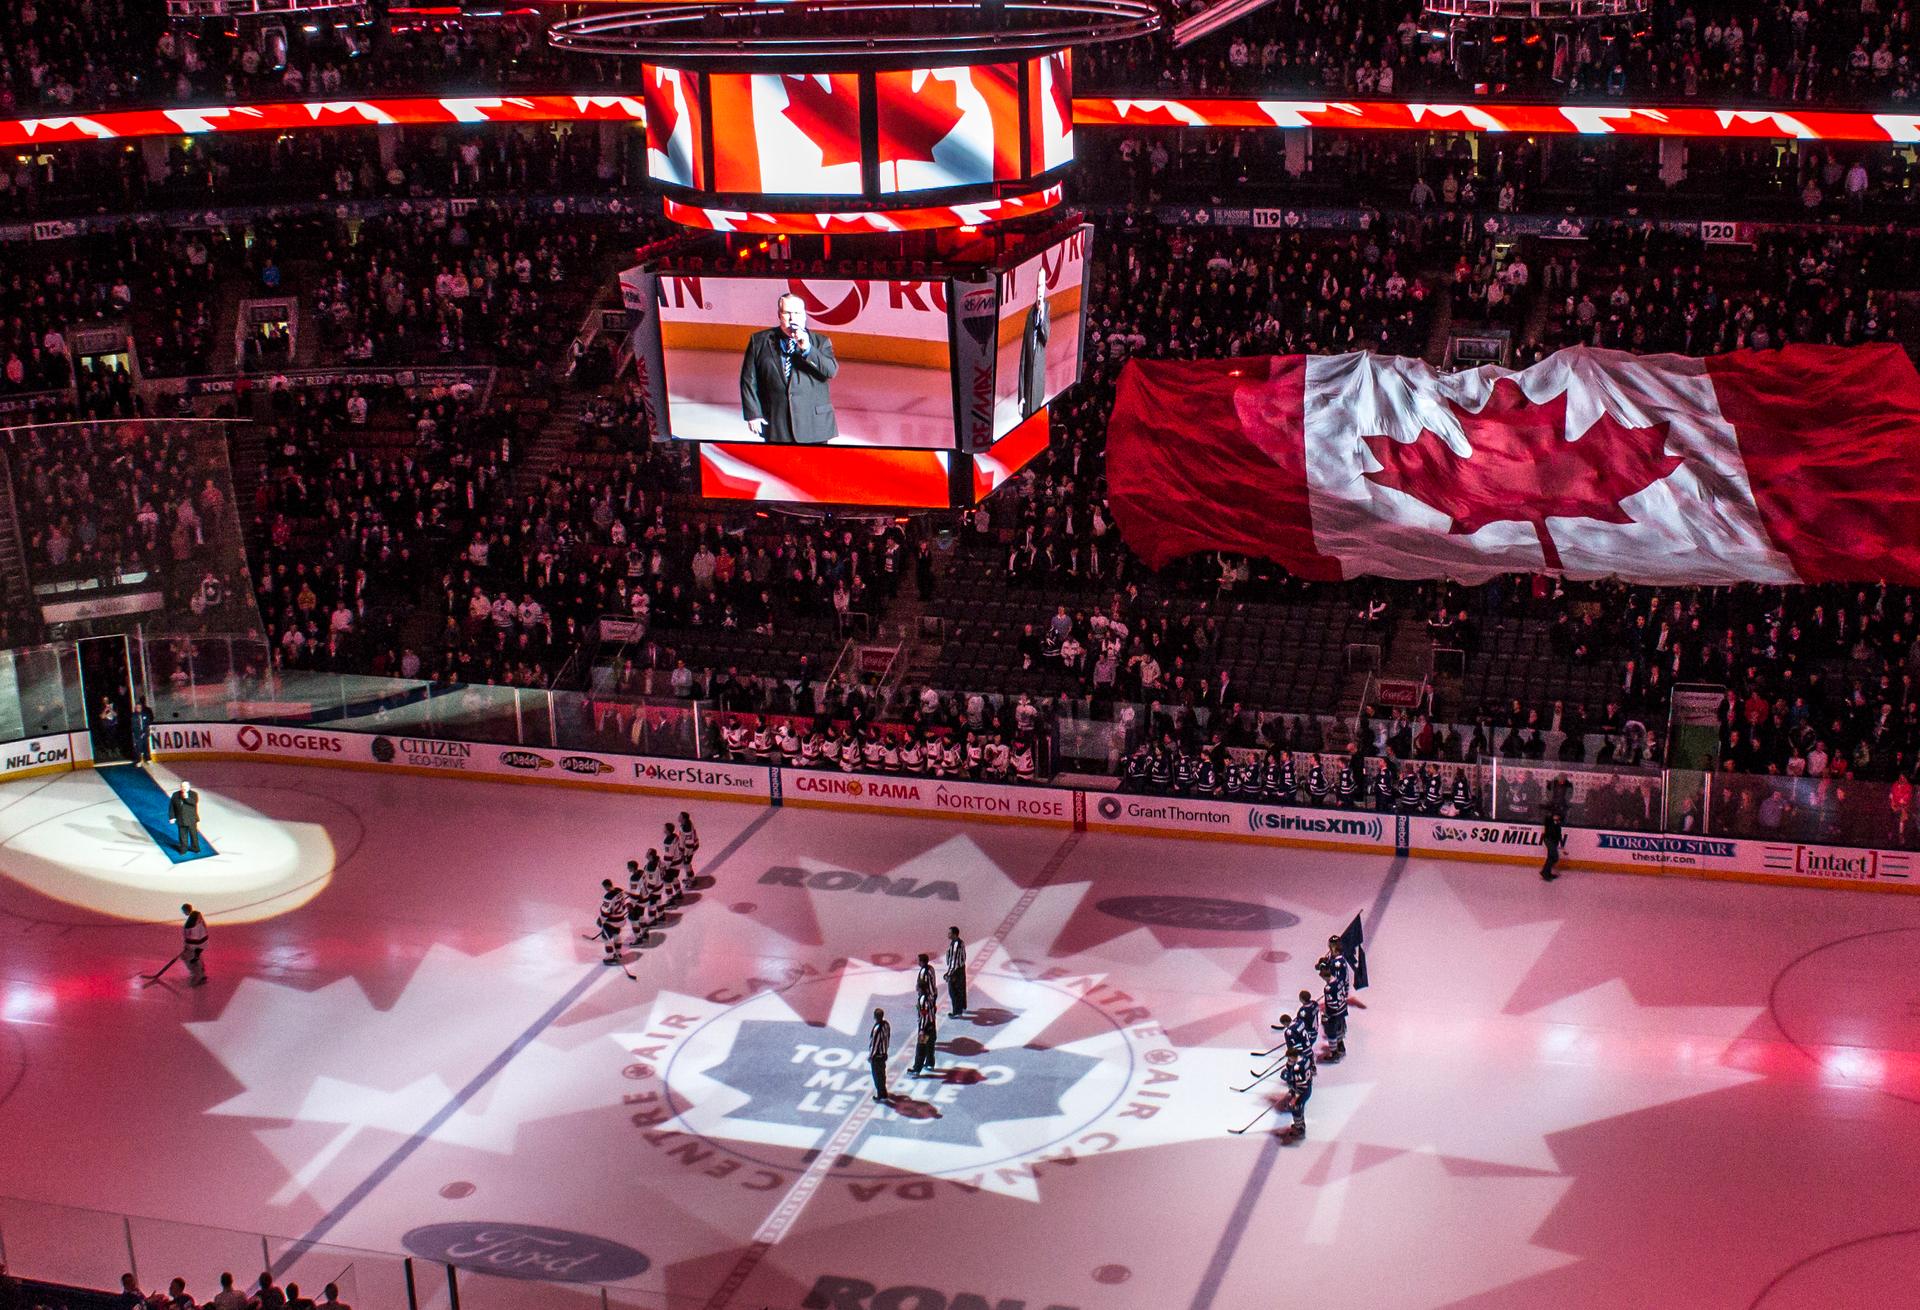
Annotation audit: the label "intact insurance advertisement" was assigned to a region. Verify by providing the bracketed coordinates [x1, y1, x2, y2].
[1086, 793, 1392, 848]
[779, 768, 1071, 825]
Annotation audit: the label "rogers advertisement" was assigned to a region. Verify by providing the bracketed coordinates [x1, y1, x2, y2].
[657, 273, 956, 449]
[993, 226, 1088, 440]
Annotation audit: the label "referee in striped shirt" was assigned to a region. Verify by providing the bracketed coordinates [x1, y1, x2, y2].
[945, 926, 968, 1017]
[869, 1008, 892, 1102]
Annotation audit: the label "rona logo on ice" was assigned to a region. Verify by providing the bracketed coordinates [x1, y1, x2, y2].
[803, 1274, 1078, 1310]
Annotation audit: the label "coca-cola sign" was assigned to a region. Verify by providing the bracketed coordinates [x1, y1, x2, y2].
[403, 1223, 650, 1282]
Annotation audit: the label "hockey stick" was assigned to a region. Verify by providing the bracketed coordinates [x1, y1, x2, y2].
[141, 952, 183, 984]
[1251, 1042, 1284, 1058]
[1232, 1061, 1284, 1094]
[1228, 1101, 1277, 1135]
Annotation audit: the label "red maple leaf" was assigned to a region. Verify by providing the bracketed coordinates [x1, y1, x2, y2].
[645, 68, 683, 152]
[1046, 53, 1074, 138]
[876, 69, 969, 172]
[780, 74, 863, 171]
[1360, 377, 1683, 572]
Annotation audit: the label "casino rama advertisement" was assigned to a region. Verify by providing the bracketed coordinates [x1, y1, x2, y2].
[778, 769, 1073, 825]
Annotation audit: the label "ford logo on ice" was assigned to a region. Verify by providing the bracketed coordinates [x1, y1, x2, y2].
[403, 1223, 649, 1282]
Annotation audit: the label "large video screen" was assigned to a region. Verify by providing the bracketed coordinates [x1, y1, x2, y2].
[875, 63, 1021, 194]
[1029, 50, 1075, 174]
[708, 72, 864, 196]
[644, 66, 706, 190]
[992, 226, 1088, 440]
[656, 273, 957, 448]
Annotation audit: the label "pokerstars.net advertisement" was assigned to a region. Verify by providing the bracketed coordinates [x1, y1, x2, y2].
[656, 273, 958, 449]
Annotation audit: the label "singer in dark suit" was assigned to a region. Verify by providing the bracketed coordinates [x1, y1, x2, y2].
[1018, 269, 1050, 419]
[740, 293, 840, 444]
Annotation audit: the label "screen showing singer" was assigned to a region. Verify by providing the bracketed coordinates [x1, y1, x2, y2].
[741, 294, 840, 445]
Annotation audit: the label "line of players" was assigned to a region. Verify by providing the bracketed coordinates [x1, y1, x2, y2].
[594, 812, 701, 965]
[721, 720, 1041, 784]
[1260, 934, 1358, 1142]
[1125, 744, 1479, 816]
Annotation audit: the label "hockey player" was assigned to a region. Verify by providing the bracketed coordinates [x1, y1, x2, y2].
[626, 859, 656, 946]
[662, 821, 688, 901]
[1320, 953, 1351, 1062]
[1173, 750, 1198, 795]
[749, 720, 773, 759]
[180, 903, 209, 986]
[1011, 738, 1037, 781]
[1193, 751, 1221, 797]
[1398, 766, 1421, 812]
[677, 811, 700, 882]
[1287, 987, 1319, 1052]
[773, 719, 802, 762]
[799, 730, 823, 769]
[1448, 771, 1476, 818]
[1277, 1040, 1317, 1141]
[596, 880, 629, 966]
[1148, 745, 1174, 792]
[1334, 761, 1359, 807]
[720, 719, 750, 758]
[983, 736, 1011, 780]
[1123, 745, 1153, 791]
[838, 731, 862, 773]
[1306, 759, 1329, 805]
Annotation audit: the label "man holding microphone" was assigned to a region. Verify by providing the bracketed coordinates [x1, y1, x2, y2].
[741, 292, 840, 444]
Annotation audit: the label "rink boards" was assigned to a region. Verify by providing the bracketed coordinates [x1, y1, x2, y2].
[17, 722, 1916, 895]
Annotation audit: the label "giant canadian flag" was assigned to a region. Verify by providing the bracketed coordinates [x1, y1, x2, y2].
[1107, 345, 1920, 585]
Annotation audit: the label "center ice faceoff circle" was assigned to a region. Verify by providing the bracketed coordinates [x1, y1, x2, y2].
[625, 961, 1239, 1198]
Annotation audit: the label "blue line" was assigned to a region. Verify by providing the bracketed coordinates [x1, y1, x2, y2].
[276, 806, 781, 1271]
[1188, 852, 1410, 1309]
[1190, 1133, 1283, 1310]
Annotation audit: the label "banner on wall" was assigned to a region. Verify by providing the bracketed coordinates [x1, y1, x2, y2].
[0, 735, 72, 780]
[1085, 792, 1394, 847]
[148, 723, 772, 801]
[779, 768, 1072, 824]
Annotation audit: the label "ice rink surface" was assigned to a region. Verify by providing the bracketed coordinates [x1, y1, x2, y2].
[1, 761, 1917, 1309]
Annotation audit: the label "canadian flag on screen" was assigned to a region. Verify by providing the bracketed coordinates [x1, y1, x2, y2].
[1107, 345, 1920, 585]
[643, 67, 703, 189]
[876, 65, 1020, 193]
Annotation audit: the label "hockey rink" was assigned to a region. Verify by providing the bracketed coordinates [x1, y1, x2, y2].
[1, 760, 1917, 1309]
